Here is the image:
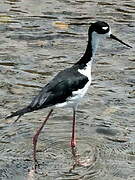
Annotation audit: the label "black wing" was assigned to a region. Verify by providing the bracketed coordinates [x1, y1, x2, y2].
[30, 66, 88, 109]
[6, 66, 88, 120]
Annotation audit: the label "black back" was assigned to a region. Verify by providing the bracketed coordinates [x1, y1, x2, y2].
[29, 65, 89, 110]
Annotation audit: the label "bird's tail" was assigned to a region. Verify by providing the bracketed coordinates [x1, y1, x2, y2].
[5, 106, 32, 122]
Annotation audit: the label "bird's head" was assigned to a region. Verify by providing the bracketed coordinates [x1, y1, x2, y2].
[89, 21, 132, 48]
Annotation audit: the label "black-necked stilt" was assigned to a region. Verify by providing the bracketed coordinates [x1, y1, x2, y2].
[6, 21, 132, 169]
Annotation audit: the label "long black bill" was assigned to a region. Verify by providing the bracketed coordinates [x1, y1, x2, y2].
[110, 34, 132, 48]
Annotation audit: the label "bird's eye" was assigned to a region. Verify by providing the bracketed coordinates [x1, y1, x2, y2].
[102, 26, 108, 30]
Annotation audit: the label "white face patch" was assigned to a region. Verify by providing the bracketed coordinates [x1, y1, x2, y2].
[102, 26, 108, 30]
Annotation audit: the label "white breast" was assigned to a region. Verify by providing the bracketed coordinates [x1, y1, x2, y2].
[78, 61, 92, 80]
[71, 79, 91, 100]
[55, 80, 91, 109]
[56, 62, 92, 109]
[75, 61, 92, 98]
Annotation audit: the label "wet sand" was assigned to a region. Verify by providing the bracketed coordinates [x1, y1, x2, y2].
[0, 0, 135, 179]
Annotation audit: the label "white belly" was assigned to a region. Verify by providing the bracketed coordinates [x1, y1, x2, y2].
[56, 62, 92, 109]
[55, 80, 91, 109]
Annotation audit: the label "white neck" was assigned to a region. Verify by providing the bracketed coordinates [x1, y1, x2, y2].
[91, 31, 100, 57]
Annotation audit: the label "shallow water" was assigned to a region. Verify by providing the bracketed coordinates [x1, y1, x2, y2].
[0, 0, 135, 179]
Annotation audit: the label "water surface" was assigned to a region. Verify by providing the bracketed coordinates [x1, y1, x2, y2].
[0, 0, 135, 179]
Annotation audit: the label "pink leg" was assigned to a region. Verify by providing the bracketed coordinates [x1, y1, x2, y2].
[70, 108, 76, 148]
[32, 109, 53, 170]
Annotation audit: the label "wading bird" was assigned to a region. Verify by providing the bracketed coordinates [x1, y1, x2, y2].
[6, 21, 132, 170]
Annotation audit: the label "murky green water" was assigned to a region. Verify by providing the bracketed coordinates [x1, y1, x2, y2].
[0, 0, 135, 179]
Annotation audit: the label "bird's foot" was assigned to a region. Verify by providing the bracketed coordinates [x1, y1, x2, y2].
[69, 147, 81, 173]
[32, 159, 40, 173]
